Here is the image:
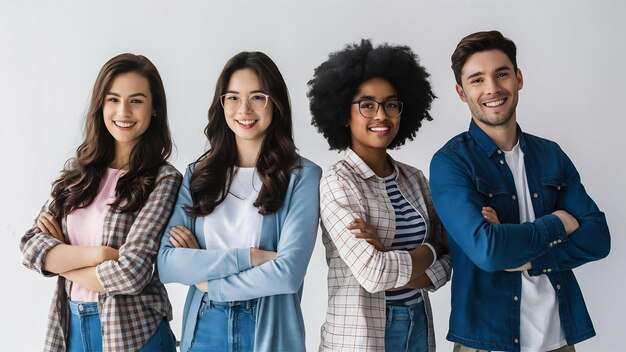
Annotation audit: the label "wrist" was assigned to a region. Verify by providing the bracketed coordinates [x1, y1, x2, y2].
[421, 243, 437, 267]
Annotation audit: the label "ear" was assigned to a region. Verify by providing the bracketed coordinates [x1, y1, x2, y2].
[455, 83, 468, 102]
[516, 68, 524, 90]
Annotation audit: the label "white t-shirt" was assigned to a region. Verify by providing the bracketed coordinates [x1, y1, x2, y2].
[202, 167, 263, 251]
[504, 142, 566, 351]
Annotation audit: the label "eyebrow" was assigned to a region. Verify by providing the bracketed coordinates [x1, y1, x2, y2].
[355, 94, 398, 101]
[224, 90, 266, 94]
[465, 66, 512, 81]
[106, 92, 148, 98]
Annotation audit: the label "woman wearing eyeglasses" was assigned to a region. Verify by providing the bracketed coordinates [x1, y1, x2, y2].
[308, 40, 451, 352]
[157, 51, 321, 352]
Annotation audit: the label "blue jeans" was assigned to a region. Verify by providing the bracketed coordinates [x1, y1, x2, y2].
[67, 300, 176, 352]
[189, 294, 257, 352]
[385, 299, 429, 352]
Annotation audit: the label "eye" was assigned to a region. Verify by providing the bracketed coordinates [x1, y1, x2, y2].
[359, 100, 376, 109]
[470, 78, 483, 84]
[384, 101, 399, 109]
[225, 94, 240, 101]
[250, 94, 266, 101]
[106, 96, 119, 103]
[496, 72, 509, 78]
[130, 99, 144, 104]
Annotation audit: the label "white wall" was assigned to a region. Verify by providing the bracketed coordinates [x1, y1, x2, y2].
[1, 1, 624, 350]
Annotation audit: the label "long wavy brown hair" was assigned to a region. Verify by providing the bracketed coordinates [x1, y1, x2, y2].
[186, 51, 298, 216]
[49, 53, 172, 218]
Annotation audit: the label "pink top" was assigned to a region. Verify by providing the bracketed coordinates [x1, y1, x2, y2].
[66, 168, 125, 301]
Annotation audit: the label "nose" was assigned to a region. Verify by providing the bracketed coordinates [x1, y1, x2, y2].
[373, 103, 390, 120]
[117, 101, 130, 117]
[237, 98, 252, 113]
[484, 77, 502, 95]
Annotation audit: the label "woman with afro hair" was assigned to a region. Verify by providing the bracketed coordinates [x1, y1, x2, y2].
[308, 39, 451, 352]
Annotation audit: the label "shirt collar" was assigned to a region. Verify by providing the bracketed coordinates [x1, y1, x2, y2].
[344, 148, 399, 180]
[468, 119, 527, 157]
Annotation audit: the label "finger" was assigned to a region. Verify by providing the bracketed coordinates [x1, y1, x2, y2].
[169, 232, 185, 248]
[174, 228, 198, 248]
[37, 218, 52, 235]
[46, 215, 64, 240]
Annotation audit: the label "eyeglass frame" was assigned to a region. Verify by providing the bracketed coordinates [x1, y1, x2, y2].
[219, 93, 272, 111]
[351, 98, 404, 118]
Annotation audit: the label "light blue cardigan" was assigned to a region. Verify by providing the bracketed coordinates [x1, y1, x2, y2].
[157, 157, 321, 352]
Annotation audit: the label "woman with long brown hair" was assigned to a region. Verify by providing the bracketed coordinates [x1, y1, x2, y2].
[157, 51, 321, 352]
[20, 53, 181, 352]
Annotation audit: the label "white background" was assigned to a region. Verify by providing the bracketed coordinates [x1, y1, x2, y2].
[1, 1, 624, 350]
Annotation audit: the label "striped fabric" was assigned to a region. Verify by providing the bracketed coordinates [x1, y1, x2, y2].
[384, 175, 426, 306]
[20, 163, 182, 352]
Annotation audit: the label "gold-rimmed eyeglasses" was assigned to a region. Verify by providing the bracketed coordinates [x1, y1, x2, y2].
[220, 93, 271, 112]
[351, 99, 403, 118]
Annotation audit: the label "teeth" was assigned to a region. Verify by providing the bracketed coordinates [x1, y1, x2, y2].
[114, 121, 135, 128]
[237, 120, 256, 126]
[370, 126, 389, 132]
[484, 99, 505, 107]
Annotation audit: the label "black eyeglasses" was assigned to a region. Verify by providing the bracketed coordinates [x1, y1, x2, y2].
[351, 99, 403, 118]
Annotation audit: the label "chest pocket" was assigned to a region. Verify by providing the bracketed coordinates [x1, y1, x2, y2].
[476, 177, 512, 220]
[542, 176, 566, 210]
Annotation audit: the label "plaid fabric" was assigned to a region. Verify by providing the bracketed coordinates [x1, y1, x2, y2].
[21, 163, 182, 352]
[319, 149, 451, 352]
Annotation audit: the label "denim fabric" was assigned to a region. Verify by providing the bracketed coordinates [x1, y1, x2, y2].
[430, 121, 610, 351]
[385, 299, 428, 352]
[189, 294, 257, 352]
[453, 342, 576, 352]
[67, 300, 176, 352]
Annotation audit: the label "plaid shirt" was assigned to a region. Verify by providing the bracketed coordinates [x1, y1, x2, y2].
[319, 149, 451, 352]
[20, 163, 182, 352]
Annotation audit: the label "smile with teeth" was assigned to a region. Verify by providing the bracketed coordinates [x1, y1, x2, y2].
[483, 98, 506, 107]
[369, 126, 390, 132]
[114, 121, 136, 128]
[236, 119, 258, 126]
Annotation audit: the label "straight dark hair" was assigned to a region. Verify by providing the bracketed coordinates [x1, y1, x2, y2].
[49, 53, 172, 218]
[187, 51, 297, 216]
[451, 30, 518, 85]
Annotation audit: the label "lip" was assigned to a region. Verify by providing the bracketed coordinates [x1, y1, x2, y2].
[113, 120, 137, 129]
[368, 124, 391, 136]
[481, 96, 509, 108]
[235, 119, 258, 129]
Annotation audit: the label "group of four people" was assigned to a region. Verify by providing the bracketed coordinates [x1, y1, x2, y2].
[21, 30, 610, 352]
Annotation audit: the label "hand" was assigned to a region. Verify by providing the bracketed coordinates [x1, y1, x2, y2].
[169, 226, 200, 249]
[505, 262, 532, 272]
[195, 282, 209, 292]
[37, 212, 64, 242]
[552, 210, 579, 235]
[482, 207, 500, 224]
[250, 248, 276, 267]
[348, 218, 384, 252]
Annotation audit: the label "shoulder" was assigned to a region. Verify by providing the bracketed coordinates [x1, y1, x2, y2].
[394, 159, 425, 180]
[522, 132, 562, 151]
[156, 162, 183, 180]
[434, 130, 472, 157]
[296, 156, 322, 176]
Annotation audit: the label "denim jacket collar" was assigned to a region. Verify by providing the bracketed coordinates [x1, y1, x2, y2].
[467, 119, 527, 157]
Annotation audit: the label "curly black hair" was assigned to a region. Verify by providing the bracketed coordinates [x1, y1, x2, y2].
[307, 39, 436, 150]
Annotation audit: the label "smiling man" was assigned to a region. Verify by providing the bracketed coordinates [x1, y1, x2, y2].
[429, 30, 610, 352]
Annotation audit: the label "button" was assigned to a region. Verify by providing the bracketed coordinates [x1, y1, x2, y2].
[78, 304, 84, 312]
[512, 195, 517, 200]
[514, 338, 519, 344]
[500, 160, 505, 165]
[557, 185, 561, 190]
[543, 269, 547, 273]
[513, 296, 519, 301]
[547, 268, 552, 272]
[497, 150, 502, 154]
[488, 193, 493, 197]
[533, 193, 539, 198]
[556, 284, 561, 290]
[557, 239, 562, 243]
[549, 243, 554, 247]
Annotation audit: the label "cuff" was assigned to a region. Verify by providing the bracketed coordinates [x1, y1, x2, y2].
[235, 248, 252, 272]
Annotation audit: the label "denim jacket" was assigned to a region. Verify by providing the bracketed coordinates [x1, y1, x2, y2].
[429, 120, 610, 351]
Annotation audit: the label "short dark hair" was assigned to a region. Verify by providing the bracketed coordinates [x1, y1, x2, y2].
[451, 30, 518, 85]
[307, 39, 435, 151]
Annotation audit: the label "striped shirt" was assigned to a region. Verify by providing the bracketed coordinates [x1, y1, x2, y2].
[384, 174, 426, 306]
[319, 149, 452, 352]
[20, 163, 182, 352]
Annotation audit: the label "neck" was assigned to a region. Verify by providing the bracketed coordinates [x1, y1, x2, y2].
[111, 143, 133, 170]
[351, 146, 393, 177]
[236, 138, 262, 168]
[473, 116, 518, 151]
